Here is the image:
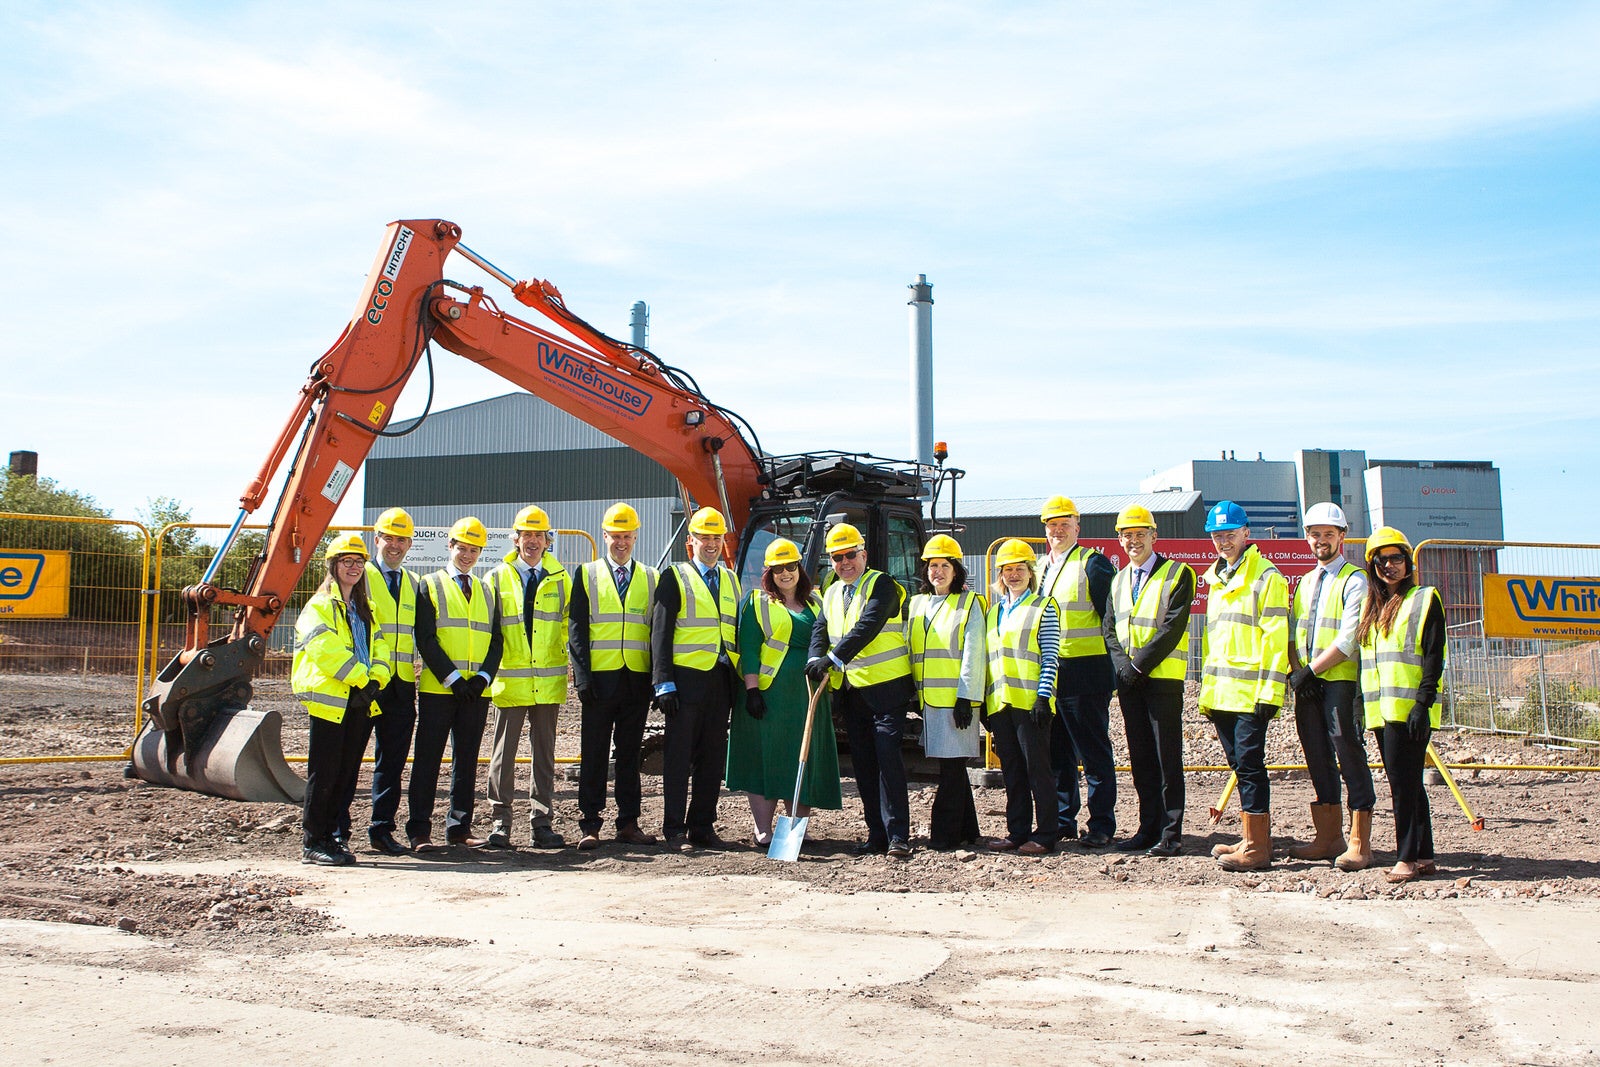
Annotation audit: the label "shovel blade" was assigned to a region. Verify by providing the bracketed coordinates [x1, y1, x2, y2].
[767, 814, 809, 862]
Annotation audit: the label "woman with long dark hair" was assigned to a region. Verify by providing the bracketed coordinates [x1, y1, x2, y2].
[906, 534, 985, 849]
[1355, 527, 1445, 883]
[727, 538, 842, 845]
[292, 533, 393, 866]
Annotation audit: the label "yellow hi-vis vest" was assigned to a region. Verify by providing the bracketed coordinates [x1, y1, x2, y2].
[1039, 544, 1108, 659]
[418, 570, 495, 695]
[751, 591, 823, 690]
[488, 553, 570, 706]
[1293, 562, 1362, 683]
[581, 558, 657, 673]
[671, 562, 741, 672]
[1199, 545, 1290, 715]
[1360, 585, 1446, 729]
[1110, 559, 1193, 681]
[292, 588, 393, 723]
[821, 570, 911, 690]
[907, 591, 982, 709]
[984, 591, 1052, 715]
[365, 562, 418, 684]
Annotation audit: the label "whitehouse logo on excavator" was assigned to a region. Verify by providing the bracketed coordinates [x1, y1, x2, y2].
[538, 341, 652, 417]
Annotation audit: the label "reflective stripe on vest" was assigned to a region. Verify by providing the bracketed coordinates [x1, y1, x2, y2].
[1360, 585, 1446, 729]
[671, 563, 740, 672]
[584, 559, 656, 673]
[488, 554, 570, 705]
[753, 591, 822, 690]
[1199, 546, 1290, 714]
[908, 591, 979, 709]
[418, 570, 494, 694]
[985, 592, 1048, 715]
[1293, 562, 1362, 683]
[1111, 559, 1192, 681]
[821, 570, 911, 690]
[365, 563, 418, 683]
[292, 589, 384, 723]
[1040, 544, 1108, 658]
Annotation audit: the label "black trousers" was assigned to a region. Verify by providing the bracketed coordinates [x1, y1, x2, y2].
[405, 690, 489, 843]
[1212, 710, 1271, 815]
[839, 685, 911, 845]
[303, 700, 373, 847]
[1378, 721, 1435, 863]
[1051, 688, 1118, 838]
[355, 678, 415, 835]
[928, 757, 979, 848]
[1294, 680, 1375, 810]
[578, 691, 651, 836]
[661, 668, 732, 838]
[988, 708, 1058, 846]
[1119, 680, 1186, 845]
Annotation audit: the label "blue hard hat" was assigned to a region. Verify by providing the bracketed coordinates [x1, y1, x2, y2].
[1205, 500, 1249, 532]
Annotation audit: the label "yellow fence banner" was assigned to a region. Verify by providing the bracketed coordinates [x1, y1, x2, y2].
[1483, 573, 1600, 641]
[0, 548, 70, 617]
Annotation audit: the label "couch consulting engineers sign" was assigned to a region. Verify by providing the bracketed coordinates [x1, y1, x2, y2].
[1483, 574, 1600, 641]
[0, 549, 70, 617]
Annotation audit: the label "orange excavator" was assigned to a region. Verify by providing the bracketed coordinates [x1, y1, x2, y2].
[132, 219, 962, 802]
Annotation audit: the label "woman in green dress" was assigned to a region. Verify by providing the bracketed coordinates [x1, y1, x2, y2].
[727, 538, 844, 845]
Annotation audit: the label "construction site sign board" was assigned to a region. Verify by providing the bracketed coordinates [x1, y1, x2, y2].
[1483, 574, 1600, 641]
[0, 549, 70, 618]
[1083, 539, 1320, 616]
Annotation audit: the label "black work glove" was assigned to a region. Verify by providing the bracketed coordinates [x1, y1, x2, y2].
[655, 690, 680, 718]
[1030, 694, 1054, 729]
[1117, 663, 1146, 691]
[1254, 701, 1278, 720]
[1406, 702, 1432, 742]
[576, 684, 594, 706]
[805, 657, 832, 682]
[952, 698, 975, 731]
[450, 677, 473, 700]
[361, 680, 382, 704]
[745, 687, 767, 720]
[465, 674, 489, 700]
[1289, 666, 1320, 694]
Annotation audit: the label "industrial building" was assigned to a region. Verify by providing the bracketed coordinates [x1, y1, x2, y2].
[1141, 454, 1302, 537]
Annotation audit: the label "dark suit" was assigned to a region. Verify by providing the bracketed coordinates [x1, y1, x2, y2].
[570, 561, 654, 836]
[651, 564, 739, 839]
[407, 573, 504, 843]
[1103, 553, 1195, 848]
[809, 571, 915, 846]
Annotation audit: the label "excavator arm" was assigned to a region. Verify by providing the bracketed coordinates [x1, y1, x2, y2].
[134, 219, 765, 801]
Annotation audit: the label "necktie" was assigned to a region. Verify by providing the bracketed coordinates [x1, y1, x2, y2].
[615, 563, 630, 596]
[843, 582, 856, 608]
[524, 570, 537, 637]
[456, 573, 472, 602]
[704, 566, 719, 601]
[1305, 567, 1329, 654]
[387, 569, 401, 600]
[1131, 567, 1144, 602]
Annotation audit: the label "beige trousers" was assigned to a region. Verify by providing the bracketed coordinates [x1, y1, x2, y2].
[487, 703, 560, 833]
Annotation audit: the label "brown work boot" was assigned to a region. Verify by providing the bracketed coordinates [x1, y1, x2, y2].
[1218, 811, 1272, 871]
[1334, 809, 1373, 871]
[1211, 832, 1244, 859]
[1289, 803, 1346, 861]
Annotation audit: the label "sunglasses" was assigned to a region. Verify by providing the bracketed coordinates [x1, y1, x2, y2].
[1374, 553, 1409, 567]
[830, 550, 861, 563]
[770, 563, 800, 574]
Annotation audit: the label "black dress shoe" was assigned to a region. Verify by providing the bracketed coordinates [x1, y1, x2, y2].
[1058, 823, 1079, 841]
[484, 831, 514, 849]
[328, 837, 357, 865]
[368, 830, 409, 856]
[531, 826, 567, 849]
[887, 839, 913, 859]
[852, 840, 889, 856]
[1115, 834, 1157, 853]
[1079, 830, 1112, 849]
[687, 831, 727, 850]
[1146, 840, 1184, 857]
[301, 841, 343, 866]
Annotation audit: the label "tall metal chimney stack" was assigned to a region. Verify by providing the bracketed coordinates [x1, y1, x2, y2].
[630, 301, 649, 349]
[908, 275, 934, 469]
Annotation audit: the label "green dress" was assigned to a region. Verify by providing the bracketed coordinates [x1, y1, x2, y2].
[725, 593, 843, 809]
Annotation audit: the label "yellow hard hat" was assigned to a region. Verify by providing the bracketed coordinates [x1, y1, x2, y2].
[1365, 526, 1413, 563]
[764, 538, 801, 567]
[1115, 505, 1156, 532]
[449, 516, 488, 548]
[1040, 495, 1079, 523]
[324, 532, 369, 561]
[824, 522, 865, 554]
[513, 505, 551, 532]
[373, 507, 414, 538]
[921, 533, 964, 561]
[688, 507, 727, 536]
[602, 502, 640, 532]
[995, 538, 1036, 568]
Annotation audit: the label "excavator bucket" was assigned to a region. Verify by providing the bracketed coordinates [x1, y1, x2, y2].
[131, 710, 304, 804]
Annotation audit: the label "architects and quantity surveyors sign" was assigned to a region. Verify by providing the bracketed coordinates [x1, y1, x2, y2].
[1483, 574, 1600, 641]
[0, 549, 70, 617]
[1083, 539, 1319, 615]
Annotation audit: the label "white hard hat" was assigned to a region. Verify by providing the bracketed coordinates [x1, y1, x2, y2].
[1304, 502, 1349, 530]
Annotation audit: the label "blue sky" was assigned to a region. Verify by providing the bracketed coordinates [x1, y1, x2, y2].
[4, 2, 1596, 540]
